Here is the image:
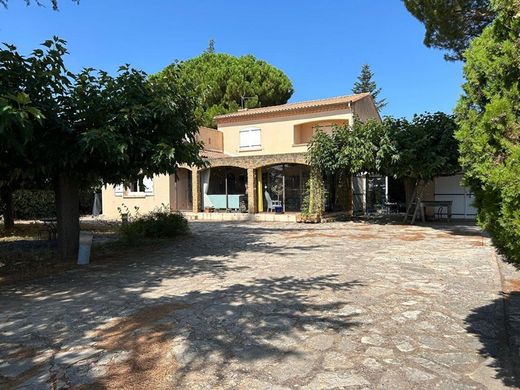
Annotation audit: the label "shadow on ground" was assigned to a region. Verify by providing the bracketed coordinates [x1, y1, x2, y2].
[0, 223, 360, 388]
[465, 291, 520, 388]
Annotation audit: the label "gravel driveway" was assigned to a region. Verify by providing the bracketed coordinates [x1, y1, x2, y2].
[1, 221, 518, 389]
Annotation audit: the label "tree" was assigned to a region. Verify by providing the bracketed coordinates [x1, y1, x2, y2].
[0, 38, 204, 260]
[387, 112, 460, 181]
[456, 0, 520, 262]
[305, 113, 459, 216]
[305, 119, 394, 215]
[403, 0, 494, 61]
[352, 64, 387, 111]
[156, 52, 294, 128]
[0, 93, 43, 229]
[0, 0, 78, 10]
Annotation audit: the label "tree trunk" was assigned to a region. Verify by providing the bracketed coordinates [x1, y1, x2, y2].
[1, 187, 15, 230]
[404, 177, 416, 209]
[55, 173, 80, 262]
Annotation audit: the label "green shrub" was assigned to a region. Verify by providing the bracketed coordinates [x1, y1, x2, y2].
[12, 190, 55, 219]
[10, 190, 95, 220]
[455, 0, 520, 263]
[119, 205, 189, 242]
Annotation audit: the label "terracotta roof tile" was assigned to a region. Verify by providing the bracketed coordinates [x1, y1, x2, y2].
[215, 93, 371, 121]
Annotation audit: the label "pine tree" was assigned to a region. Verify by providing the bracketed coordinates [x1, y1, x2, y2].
[352, 64, 387, 111]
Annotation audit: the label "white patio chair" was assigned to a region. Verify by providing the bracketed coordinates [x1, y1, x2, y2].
[265, 191, 282, 212]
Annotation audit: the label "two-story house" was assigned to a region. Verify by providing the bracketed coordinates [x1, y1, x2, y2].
[101, 93, 477, 221]
[101, 93, 378, 220]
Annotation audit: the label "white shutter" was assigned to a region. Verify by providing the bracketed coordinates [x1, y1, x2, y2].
[239, 128, 261, 148]
[240, 130, 250, 148]
[250, 128, 261, 147]
[114, 184, 124, 196]
[143, 176, 154, 195]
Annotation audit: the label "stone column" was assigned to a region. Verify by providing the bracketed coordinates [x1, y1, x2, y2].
[257, 167, 264, 212]
[192, 167, 201, 213]
[247, 167, 257, 214]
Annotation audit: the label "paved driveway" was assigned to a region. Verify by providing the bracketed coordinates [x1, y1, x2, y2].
[0, 222, 518, 389]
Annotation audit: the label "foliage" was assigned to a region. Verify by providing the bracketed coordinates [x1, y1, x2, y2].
[403, 0, 494, 61]
[308, 119, 394, 176]
[0, 37, 204, 260]
[301, 167, 325, 216]
[305, 113, 459, 215]
[352, 64, 387, 110]
[9, 189, 94, 219]
[386, 112, 460, 181]
[0, 93, 44, 193]
[156, 52, 294, 128]
[455, 0, 520, 262]
[119, 205, 189, 242]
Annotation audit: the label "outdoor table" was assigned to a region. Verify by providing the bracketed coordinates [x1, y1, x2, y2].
[40, 217, 58, 240]
[419, 200, 453, 222]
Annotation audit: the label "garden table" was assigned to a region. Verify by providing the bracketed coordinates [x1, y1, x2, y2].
[419, 200, 453, 222]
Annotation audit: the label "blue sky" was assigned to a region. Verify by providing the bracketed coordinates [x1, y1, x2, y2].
[0, 0, 464, 118]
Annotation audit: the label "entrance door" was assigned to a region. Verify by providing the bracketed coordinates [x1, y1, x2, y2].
[171, 169, 192, 211]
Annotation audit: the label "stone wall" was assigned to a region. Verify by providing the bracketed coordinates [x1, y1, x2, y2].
[207, 153, 308, 170]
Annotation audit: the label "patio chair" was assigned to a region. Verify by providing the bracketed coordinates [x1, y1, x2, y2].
[265, 191, 282, 212]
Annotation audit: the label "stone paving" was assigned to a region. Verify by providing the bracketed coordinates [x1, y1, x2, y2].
[1, 221, 519, 389]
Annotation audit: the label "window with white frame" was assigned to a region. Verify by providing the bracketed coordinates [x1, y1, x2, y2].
[114, 177, 154, 197]
[128, 178, 146, 193]
[239, 127, 261, 149]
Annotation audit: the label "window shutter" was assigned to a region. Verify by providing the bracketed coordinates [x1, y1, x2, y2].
[240, 128, 261, 148]
[250, 128, 261, 147]
[239, 130, 250, 148]
[114, 184, 124, 196]
[143, 176, 154, 195]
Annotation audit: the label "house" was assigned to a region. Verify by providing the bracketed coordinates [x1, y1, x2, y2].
[101, 93, 476, 221]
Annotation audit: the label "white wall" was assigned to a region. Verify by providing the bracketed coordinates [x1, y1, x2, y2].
[434, 174, 477, 220]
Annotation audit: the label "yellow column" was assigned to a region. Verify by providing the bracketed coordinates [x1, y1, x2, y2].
[257, 167, 263, 212]
[247, 168, 257, 213]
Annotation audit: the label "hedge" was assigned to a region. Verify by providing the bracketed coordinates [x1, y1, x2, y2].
[10, 190, 95, 220]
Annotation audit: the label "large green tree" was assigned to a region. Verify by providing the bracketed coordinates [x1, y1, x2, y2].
[403, 0, 494, 60]
[352, 64, 387, 111]
[0, 38, 204, 260]
[156, 52, 294, 128]
[308, 112, 458, 181]
[305, 112, 459, 215]
[386, 112, 460, 181]
[456, 0, 520, 262]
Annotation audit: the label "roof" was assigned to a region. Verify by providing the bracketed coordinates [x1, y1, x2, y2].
[214, 93, 371, 122]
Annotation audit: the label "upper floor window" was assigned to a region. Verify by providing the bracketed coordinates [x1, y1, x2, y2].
[239, 127, 261, 149]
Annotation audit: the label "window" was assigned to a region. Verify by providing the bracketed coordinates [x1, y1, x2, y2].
[128, 178, 146, 193]
[239, 128, 261, 149]
[114, 177, 153, 197]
